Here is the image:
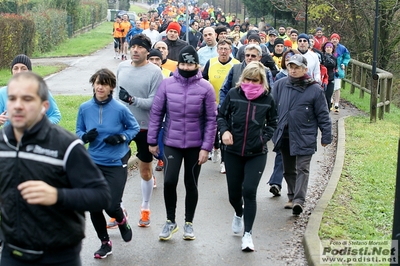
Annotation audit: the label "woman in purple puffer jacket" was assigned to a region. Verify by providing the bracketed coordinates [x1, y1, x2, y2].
[147, 45, 217, 241]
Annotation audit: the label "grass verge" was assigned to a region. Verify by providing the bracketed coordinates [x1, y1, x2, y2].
[0, 65, 66, 87]
[319, 87, 399, 241]
[32, 22, 114, 58]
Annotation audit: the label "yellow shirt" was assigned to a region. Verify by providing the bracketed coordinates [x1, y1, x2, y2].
[162, 68, 172, 78]
[208, 57, 239, 103]
[162, 59, 178, 73]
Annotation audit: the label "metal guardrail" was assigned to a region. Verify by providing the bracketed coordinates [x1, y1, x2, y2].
[342, 59, 393, 122]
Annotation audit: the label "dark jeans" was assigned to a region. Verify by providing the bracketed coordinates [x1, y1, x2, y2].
[280, 138, 313, 205]
[224, 152, 267, 233]
[163, 145, 202, 223]
[268, 150, 283, 188]
[90, 164, 128, 241]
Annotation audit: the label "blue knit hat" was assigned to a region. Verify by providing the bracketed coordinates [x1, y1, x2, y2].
[297, 33, 310, 44]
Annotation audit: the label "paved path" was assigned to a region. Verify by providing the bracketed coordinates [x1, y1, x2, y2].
[32, 43, 347, 265]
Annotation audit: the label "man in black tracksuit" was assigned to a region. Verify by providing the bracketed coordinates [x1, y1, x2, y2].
[0, 72, 111, 265]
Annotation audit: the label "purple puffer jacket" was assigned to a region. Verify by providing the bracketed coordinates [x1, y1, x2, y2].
[148, 70, 217, 151]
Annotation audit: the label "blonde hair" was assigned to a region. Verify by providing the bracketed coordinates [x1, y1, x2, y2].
[237, 61, 269, 92]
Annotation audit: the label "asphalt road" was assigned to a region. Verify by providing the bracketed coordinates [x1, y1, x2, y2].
[32, 43, 330, 265]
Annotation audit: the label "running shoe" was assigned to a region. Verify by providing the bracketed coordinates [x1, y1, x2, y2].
[118, 217, 132, 242]
[241, 232, 254, 252]
[183, 222, 196, 240]
[94, 240, 112, 259]
[232, 214, 243, 234]
[138, 209, 151, 227]
[159, 220, 178, 240]
[220, 162, 226, 174]
[155, 160, 164, 171]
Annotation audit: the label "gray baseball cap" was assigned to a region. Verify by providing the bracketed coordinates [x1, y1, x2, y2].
[288, 54, 307, 67]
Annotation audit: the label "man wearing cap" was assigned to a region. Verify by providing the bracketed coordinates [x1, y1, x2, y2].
[0, 54, 61, 126]
[164, 21, 188, 61]
[116, 34, 163, 228]
[289, 29, 299, 49]
[272, 54, 331, 216]
[266, 29, 279, 53]
[197, 27, 218, 67]
[272, 38, 286, 71]
[330, 33, 350, 113]
[313, 27, 328, 51]
[297, 33, 321, 84]
[153, 40, 178, 72]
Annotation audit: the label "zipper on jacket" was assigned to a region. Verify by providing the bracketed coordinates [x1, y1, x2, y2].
[242, 102, 251, 156]
[99, 105, 103, 124]
[16, 141, 22, 242]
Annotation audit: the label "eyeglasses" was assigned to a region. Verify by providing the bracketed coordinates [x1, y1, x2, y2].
[218, 47, 231, 51]
[298, 39, 308, 43]
[245, 54, 257, 58]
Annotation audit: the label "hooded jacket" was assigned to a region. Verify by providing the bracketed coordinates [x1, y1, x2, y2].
[148, 70, 217, 151]
[272, 77, 332, 155]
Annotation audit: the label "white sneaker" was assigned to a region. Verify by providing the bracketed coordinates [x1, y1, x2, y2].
[232, 214, 243, 234]
[220, 162, 226, 174]
[241, 232, 254, 251]
[212, 149, 220, 163]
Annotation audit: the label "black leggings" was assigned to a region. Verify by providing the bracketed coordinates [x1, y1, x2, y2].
[163, 145, 201, 223]
[325, 79, 334, 110]
[224, 152, 267, 233]
[90, 164, 128, 241]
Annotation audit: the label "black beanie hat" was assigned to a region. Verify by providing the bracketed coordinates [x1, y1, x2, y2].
[247, 34, 261, 43]
[147, 49, 163, 60]
[11, 54, 32, 73]
[215, 26, 228, 36]
[274, 38, 284, 46]
[178, 46, 199, 64]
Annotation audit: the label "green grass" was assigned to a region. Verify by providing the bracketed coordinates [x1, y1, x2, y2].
[32, 22, 114, 58]
[129, 5, 149, 14]
[0, 65, 67, 87]
[319, 86, 399, 243]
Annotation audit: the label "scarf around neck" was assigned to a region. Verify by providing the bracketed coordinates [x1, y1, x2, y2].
[241, 83, 266, 100]
[288, 74, 317, 89]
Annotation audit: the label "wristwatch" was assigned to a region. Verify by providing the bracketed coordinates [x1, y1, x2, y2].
[121, 135, 127, 141]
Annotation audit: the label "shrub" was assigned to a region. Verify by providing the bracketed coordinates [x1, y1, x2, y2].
[26, 9, 68, 54]
[0, 13, 35, 69]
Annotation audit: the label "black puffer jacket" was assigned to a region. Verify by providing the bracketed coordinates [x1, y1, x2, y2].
[217, 87, 277, 156]
[0, 118, 110, 251]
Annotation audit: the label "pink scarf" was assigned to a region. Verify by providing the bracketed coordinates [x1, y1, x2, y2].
[241, 83, 265, 100]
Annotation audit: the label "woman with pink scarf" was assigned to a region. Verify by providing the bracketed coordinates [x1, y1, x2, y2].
[217, 61, 277, 252]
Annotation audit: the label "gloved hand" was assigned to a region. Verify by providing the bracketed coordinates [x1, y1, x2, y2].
[103, 135, 125, 145]
[82, 128, 98, 143]
[119, 87, 133, 105]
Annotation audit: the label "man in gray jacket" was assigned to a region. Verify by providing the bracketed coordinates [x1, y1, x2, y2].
[272, 54, 331, 216]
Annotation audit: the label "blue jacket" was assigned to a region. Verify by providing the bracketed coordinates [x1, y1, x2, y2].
[334, 43, 350, 79]
[76, 96, 140, 166]
[126, 27, 143, 43]
[272, 77, 332, 156]
[0, 86, 61, 125]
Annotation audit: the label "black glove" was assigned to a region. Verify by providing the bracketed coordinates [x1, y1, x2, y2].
[82, 128, 98, 143]
[103, 135, 125, 145]
[119, 86, 133, 105]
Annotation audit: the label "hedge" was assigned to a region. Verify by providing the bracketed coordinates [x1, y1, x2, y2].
[0, 13, 35, 69]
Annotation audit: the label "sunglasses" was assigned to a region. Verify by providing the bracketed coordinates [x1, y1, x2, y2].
[298, 39, 308, 43]
[245, 54, 257, 58]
